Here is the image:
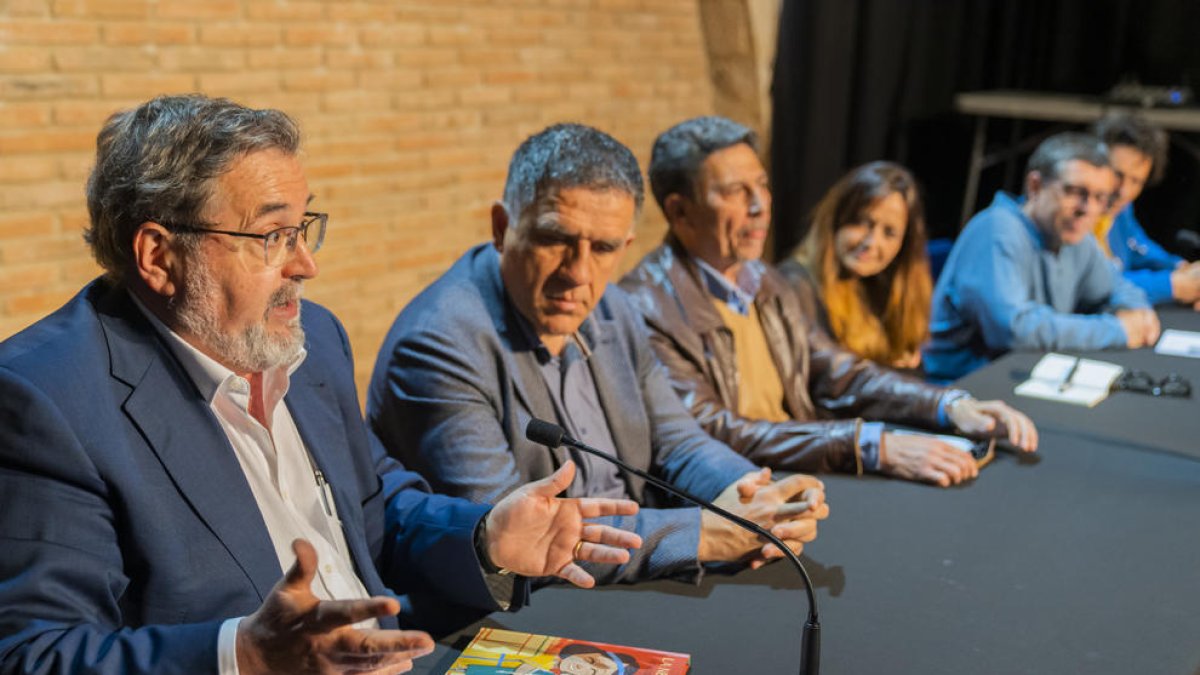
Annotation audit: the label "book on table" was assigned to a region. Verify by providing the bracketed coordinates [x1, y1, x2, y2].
[1154, 329, 1200, 359]
[1014, 352, 1123, 407]
[446, 626, 690, 674]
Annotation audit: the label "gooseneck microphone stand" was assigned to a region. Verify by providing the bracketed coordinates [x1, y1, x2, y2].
[526, 418, 820, 675]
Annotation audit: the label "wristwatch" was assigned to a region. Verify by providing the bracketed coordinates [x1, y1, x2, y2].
[473, 511, 511, 576]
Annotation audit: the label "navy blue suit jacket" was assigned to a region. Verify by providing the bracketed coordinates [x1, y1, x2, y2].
[0, 280, 521, 674]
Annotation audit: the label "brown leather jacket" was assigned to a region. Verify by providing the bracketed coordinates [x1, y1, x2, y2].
[619, 237, 950, 474]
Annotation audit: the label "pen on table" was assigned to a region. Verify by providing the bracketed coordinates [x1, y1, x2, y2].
[1058, 359, 1079, 392]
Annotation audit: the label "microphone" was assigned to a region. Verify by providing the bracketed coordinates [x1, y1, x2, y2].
[526, 418, 821, 675]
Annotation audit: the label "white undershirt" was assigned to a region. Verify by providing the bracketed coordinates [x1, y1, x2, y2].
[131, 295, 373, 674]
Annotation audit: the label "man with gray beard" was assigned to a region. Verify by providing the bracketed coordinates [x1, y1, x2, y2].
[176, 249, 307, 372]
[0, 94, 642, 675]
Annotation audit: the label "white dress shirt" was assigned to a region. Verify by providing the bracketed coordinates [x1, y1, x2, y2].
[131, 296, 373, 675]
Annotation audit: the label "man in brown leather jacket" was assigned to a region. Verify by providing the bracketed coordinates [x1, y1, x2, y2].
[619, 116, 1038, 486]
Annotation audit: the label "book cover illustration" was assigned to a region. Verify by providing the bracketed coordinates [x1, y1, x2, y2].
[446, 626, 690, 674]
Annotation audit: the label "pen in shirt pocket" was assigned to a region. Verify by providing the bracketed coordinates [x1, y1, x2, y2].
[314, 469, 334, 516]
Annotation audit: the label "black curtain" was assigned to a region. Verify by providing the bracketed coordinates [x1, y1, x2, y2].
[770, 0, 1200, 260]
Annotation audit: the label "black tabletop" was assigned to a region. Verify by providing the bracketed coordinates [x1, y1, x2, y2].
[419, 309, 1200, 674]
[957, 306, 1200, 461]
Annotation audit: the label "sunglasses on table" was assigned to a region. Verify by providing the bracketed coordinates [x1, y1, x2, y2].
[1113, 370, 1192, 398]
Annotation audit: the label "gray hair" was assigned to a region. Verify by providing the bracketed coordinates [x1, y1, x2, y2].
[1025, 132, 1111, 187]
[501, 123, 644, 224]
[1091, 112, 1169, 184]
[84, 93, 301, 284]
[648, 116, 758, 210]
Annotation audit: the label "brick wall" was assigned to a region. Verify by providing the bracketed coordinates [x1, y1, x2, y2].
[0, 0, 717, 397]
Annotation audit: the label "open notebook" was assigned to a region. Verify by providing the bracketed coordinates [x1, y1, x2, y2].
[1014, 353, 1123, 407]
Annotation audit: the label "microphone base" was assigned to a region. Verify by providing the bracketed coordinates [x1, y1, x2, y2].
[800, 620, 820, 675]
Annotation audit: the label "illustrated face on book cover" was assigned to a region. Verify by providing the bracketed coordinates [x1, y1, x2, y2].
[464, 646, 641, 675]
[555, 643, 641, 674]
[450, 628, 684, 675]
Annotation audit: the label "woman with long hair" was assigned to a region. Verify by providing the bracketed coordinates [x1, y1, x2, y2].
[779, 161, 931, 370]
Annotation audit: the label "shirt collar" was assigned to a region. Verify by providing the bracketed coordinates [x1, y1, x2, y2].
[693, 256, 764, 316]
[996, 191, 1061, 253]
[128, 290, 307, 404]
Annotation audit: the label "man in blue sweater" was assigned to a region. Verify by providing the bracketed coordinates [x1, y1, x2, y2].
[926, 132, 1159, 380]
[1091, 113, 1200, 309]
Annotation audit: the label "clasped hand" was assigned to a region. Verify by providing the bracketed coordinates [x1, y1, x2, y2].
[1170, 260, 1200, 308]
[881, 398, 1039, 487]
[1116, 307, 1162, 348]
[698, 468, 829, 568]
[946, 398, 1039, 453]
[880, 431, 979, 487]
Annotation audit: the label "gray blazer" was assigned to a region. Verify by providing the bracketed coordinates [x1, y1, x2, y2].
[367, 244, 757, 584]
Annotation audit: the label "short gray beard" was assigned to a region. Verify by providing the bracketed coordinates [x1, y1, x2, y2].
[174, 260, 305, 373]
